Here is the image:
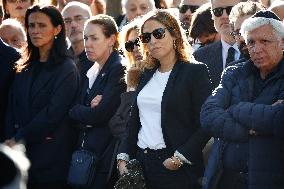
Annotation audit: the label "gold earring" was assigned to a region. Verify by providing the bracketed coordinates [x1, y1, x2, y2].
[173, 40, 177, 50]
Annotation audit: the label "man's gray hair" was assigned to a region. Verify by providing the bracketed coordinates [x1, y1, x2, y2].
[62, 1, 92, 17]
[0, 18, 26, 41]
[240, 16, 284, 42]
[121, 0, 156, 10]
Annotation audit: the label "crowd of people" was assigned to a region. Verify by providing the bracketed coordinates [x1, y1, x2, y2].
[0, 0, 284, 189]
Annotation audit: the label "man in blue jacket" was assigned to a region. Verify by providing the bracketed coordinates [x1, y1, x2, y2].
[0, 38, 20, 142]
[201, 10, 284, 189]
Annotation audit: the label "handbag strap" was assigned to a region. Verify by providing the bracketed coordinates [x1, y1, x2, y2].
[78, 131, 87, 149]
[78, 130, 115, 160]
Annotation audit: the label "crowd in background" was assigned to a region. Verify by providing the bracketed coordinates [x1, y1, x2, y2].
[0, 0, 284, 189]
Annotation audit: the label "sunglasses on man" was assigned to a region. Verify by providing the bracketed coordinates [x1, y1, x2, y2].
[179, 5, 199, 14]
[212, 6, 233, 17]
[125, 38, 140, 52]
[140, 28, 167, 43]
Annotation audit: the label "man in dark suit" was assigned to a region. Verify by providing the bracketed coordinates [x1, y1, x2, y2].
[229, 1, 265, 61]
[0, 38, 20, 142]
[193, 0, 241, 89]
[62, 2, 93, 87]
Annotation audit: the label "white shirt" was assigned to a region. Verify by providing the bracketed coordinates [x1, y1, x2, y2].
[137, 69, 171, 150]
[86, 62, 100, 88]
[221, 40, 240, 69]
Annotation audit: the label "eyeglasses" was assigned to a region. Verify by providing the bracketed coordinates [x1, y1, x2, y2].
[63, 16, 89, 25]
[212, 6, 233, 17]
[7, 0, 29, 3]
[140, 28, 167, 43]
[179, 5, 199, 14]
[125, 38, 140, 52]
[230, 29, 241, 38]
[179, 5, 199, 13]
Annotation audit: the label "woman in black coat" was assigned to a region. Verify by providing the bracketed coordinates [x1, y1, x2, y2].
[68, 14, 126, 188]
[4, 5, 80, 189]
[117, 10, 212, 189]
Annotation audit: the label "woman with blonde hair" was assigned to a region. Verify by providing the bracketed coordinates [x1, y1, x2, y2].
[108, 19, 145, 186]
[117, 9, 212, 189]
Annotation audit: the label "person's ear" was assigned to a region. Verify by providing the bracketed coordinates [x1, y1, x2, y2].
[280, 37, 284, 51]
[108, 34, 116, 47]
[54, 25, 62, 37]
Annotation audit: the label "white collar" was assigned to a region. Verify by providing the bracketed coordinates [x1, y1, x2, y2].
[221, 39, 239, 53]
[86, 62, 99, 79]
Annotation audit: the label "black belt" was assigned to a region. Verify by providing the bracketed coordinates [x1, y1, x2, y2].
[137, 147, 172, 156]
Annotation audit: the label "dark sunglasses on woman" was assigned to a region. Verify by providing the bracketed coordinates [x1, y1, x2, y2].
[179, 5, 199, 13]
[140, 28, 167, 43]
[212, 6, 233, 17]
[125, 38, 140, 52]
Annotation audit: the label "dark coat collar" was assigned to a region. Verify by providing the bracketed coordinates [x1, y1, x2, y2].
[137, 60, 183, 93]
[242, 56, 284, 80]
[82, 51, 121, 102]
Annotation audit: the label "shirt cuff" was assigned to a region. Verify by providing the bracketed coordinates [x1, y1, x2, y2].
[174, 150, 192, 165]
[117, 153, 130, 161]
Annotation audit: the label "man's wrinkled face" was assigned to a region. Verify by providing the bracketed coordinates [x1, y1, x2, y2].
[62, 6, 90, 44]
[246, 24, 283, 75]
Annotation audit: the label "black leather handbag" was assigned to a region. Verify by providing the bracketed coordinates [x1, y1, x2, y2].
[67, 132, 98, 188]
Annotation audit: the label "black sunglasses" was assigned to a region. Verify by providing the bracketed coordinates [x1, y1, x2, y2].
[179, 5, 199, 13]
[140, 28, 167, 43]
[125, 38, 140, 52]
[212, 6, 233, 17]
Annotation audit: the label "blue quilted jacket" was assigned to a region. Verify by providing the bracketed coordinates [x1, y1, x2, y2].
[201, 58, 284, 189]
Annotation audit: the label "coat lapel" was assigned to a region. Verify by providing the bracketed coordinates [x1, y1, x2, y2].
[213, 41, 223, 78]
[86, 70, 107, 101]
[160, 61, 181, 146]
[85, 52, 119, 102]
[136, 67, 157, 93]
[16, 67, 33, 107]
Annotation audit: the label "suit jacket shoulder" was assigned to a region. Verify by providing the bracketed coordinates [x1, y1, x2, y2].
[193, 41, 223, 89]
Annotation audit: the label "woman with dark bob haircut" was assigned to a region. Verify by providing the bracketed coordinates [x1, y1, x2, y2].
[4, 4, 80, 189]
[117, 9, 212, 189]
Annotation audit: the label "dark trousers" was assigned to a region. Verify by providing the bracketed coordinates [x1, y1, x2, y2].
[136, 147, 200, 189]
[218, 169, 248, 189]
[28, 182, 71, 189]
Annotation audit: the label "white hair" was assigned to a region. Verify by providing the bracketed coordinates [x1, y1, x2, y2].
[240, 16, 284, 42]
[121, 0, 156, 10]
[62, 1, 92, 17]
[0, 19, 26, 41]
